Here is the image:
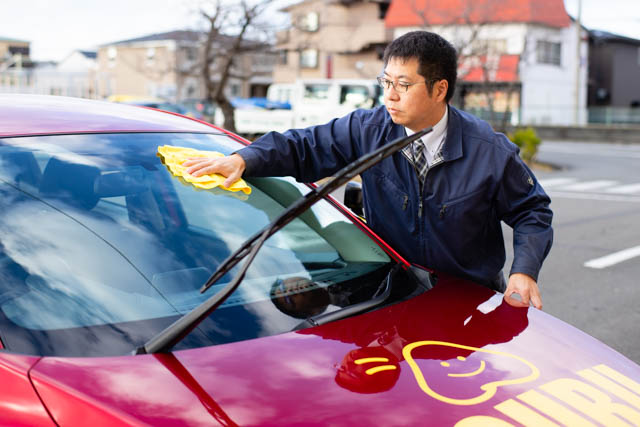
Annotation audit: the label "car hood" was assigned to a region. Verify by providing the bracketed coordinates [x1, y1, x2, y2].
[29, 277, 640, 426]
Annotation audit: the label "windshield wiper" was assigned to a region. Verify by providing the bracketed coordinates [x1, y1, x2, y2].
[135, 127, 432, 354]
[292, 263, 401, 331]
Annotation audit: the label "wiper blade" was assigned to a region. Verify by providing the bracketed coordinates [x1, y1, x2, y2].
[135, 127, 432, 354]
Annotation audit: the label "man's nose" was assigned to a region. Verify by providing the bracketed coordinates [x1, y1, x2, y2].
[385, 87, 400, 101]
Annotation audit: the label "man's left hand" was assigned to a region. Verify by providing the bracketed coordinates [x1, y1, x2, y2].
[504, 273, 542, 310]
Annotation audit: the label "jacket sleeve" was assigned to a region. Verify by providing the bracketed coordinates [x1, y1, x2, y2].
[496, 149, 553, 282]
[235, 110, 365, 183]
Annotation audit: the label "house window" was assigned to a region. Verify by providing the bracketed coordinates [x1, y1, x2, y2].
[297, 12, 319, 32]
[8, 46, 29, 56]
[536, 41, 561, 66]
[146, 48, 155, 67]
[107, 47, 117, 68]
[278, 50, 288, 65]
[186, 47, 198, 62]
[300, 49, 318, 68]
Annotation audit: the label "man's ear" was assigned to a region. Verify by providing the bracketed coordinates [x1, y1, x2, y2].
[434, 79, 449, 102]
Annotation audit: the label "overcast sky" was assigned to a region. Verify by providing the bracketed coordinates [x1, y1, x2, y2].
[1, 0, 639, 62]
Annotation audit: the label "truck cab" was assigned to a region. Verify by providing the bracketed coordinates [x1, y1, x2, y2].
[224, 79, 382, 136]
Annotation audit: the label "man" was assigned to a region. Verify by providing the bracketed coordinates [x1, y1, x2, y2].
[184, 31, 553, 309]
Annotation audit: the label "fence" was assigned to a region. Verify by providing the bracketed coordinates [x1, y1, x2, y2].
[0, 69, 97, 99]
[588, 107, 640, 125]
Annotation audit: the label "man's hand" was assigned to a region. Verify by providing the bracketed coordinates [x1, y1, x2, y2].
[182, 153, 246, 188]
[504, 273, 542, 310]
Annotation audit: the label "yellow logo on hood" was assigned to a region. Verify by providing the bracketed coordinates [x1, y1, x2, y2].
[402, 341, 540, 405]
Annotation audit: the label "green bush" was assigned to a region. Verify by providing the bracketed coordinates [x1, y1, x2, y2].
[509, 127, 541, 164]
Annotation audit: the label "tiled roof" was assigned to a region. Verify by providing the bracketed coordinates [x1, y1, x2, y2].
[78, 50, 97, 59]
[102, 30, 251, 49]
[385, 0, 570, 28]
[590, 29, 640, 45]
[0, 36, 29, 43]
[107, 30, 204, 46]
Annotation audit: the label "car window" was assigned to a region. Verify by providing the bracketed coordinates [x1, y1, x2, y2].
[0, 133, 393, 356]
[303, 84, 330, 103]
[339, 85, 371, 108]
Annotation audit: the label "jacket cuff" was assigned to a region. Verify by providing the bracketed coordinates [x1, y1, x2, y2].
[508, 265, 539, 283]
[234, 147, 261, 176]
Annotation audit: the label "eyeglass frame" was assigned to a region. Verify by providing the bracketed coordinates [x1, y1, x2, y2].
[376, 76, 441, 93]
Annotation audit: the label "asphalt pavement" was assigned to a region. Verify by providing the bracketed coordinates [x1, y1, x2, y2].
[504, 140, 640, 364]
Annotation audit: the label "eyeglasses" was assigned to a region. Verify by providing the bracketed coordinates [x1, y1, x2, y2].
[376, 76, 436, 93]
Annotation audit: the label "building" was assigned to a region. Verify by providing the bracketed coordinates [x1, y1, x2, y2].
[1, 37, 33, 92]
[96, 30, 275, 102]
[273, 0, 390, 83]
[42, 50, 99, 99]
[384, 0, 588, 126]
[57, 50, 97, 72]
[587, 30, 640, 124]
[0, 37, 32, 71]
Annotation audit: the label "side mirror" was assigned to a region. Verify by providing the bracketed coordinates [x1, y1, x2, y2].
[344, 181, 364, 217]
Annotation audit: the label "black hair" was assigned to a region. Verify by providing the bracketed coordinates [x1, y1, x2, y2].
[383, 31, 458, 102]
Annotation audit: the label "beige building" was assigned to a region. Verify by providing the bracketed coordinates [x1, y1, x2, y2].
[0, 37, 31, 69]
[274, 0, 390, 83]
[97, 30, 275, 102]
[97, 31, 196, 101]
[0, 37, 32, 74]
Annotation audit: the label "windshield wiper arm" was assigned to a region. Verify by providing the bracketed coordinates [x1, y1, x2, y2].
[292, 263, 401, 331]
[135, 127, 432, 355]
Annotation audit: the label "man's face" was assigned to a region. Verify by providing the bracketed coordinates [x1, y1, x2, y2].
[382, 57, 448, 132]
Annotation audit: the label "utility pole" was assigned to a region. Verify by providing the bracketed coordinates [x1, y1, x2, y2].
[574, 0, 582, 125]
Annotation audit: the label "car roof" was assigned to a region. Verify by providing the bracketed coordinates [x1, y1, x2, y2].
[0, 94, 216, 138]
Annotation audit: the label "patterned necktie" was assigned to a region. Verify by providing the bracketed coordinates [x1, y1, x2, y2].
[412, 139, 429, 184]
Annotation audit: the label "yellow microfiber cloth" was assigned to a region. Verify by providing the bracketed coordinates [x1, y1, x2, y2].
[157, 145, 251, 194]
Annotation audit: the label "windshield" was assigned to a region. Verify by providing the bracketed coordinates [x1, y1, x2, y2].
[0, 132, 393, 356]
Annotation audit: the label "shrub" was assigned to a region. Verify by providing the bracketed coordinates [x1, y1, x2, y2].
[509, 127, 541, 164]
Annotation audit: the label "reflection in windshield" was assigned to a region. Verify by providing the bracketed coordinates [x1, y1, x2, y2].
[0, 133, 392, 356]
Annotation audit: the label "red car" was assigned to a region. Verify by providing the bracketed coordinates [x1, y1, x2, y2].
[0, 94, 638, 426]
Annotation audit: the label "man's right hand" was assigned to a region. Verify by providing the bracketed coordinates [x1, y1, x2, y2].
[183, 153, 246, 188]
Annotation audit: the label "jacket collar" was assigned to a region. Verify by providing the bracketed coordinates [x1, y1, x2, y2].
[439, 105, 463, 163]
[385, 105, 464, 164]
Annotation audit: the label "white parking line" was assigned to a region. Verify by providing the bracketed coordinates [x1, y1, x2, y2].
[538, 177, 577, 187]
[541, 145, 640, 159]
[606, 183, 640, 194]
[547, 191, 640, 203]
[584, 245, 640, 269]
[561, 180, 619, 191]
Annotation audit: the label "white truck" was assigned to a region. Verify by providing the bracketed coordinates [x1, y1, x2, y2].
[217, 79, 382, 136]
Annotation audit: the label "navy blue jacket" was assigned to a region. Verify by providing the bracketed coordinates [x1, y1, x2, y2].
[238, 105, 553, 290]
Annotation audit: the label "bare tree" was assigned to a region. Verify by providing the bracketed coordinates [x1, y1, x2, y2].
[195, 0, 280, 132]
[407, 0, 524, 131]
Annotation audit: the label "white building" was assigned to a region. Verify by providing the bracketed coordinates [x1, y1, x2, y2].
[0, 49, 98, 99]
[385, 0, 588, 126]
